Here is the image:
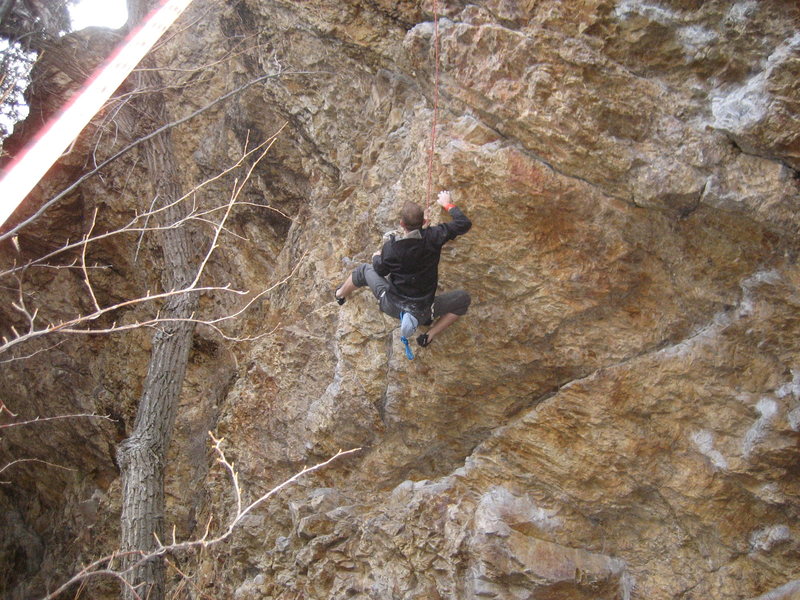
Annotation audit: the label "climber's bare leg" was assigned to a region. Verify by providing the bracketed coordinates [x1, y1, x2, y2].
[425, 312, 460, 343]
[336, 274, 357, 301]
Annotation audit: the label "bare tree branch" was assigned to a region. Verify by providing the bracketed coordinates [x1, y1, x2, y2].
[0, 125, 297, 355]
[37, 438, 361, 600]
[80, 207, 102, 313]
[0, 399, 17, 417]
[0, 70, 323, 243]
[163, 557, 216, 600]
[158, 439, 361, 558]
[37, 551, 147, 600]
[1, 126, 289, 278]
[0, 458, 78, 484]
[0, 413, 114, 430]
[1, 283, 241, 353]
[0, 342, 64, 363]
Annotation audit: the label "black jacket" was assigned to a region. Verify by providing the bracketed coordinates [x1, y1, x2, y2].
[373, 206, 471, 319]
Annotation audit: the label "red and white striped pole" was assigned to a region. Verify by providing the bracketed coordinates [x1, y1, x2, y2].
[0, 0, 195, 228]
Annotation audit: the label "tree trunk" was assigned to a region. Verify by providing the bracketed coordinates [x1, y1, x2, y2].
[116, 2, 198, 598]
[116, 312, 195, 598]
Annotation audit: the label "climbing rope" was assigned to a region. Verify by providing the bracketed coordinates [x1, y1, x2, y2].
[398, 2, 440, 361]
[424, 0, 441, 216]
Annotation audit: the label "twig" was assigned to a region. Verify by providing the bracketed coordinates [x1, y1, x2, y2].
[0, 283, 243, 354]
[157, 437, 360, 551]
[0, 413, 114, 430]
[0, 340, 64, 364]
[0, 458, 78, 483]
[39, 551, 147, 600]
[0, 246, 305, 353]
[134, 192, 159, 264]
[188, 127, 284, 290]
[81, 207, 102, 312]
[0, 124, 297, 355]
[190, 249, 308, 329]
[164, 558, 216, 600]
[0, 399, 17, 417]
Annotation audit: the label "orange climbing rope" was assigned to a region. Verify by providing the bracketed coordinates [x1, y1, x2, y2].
[424, 0, 441, 215]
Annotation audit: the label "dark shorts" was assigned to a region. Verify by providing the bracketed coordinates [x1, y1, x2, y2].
[351, 264, 471, 324]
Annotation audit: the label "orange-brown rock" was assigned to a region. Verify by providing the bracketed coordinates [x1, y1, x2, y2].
[1, 1, 798, 599]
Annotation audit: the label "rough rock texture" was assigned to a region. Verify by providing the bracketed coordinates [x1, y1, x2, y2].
[1, 1, 799, 599]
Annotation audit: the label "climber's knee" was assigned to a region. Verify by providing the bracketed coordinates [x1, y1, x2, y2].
[432, 290, 471, 319]
[351, 264, 369, 287]
[352, 264, 393, 303]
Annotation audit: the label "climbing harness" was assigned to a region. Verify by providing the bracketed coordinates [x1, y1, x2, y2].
[424, 0, 441, 215]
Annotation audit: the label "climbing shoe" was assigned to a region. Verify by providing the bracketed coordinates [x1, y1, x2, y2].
[334, 288, 345, 305]
[417, 333, 430, 347]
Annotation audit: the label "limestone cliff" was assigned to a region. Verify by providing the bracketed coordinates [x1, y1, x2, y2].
[1, 1, 799, 599]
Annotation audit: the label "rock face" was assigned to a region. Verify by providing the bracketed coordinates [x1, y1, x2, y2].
[1, 1, 799, 599]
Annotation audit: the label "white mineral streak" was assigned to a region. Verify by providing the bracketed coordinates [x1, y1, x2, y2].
[711, 34, 800, 134]
[614, 0, 677, 24]
[474, 486, 561, 535]
[750, 579, 800, 600]
[749, 525, 792, 553]
[743, 397, 779, 457]
[691, 430, 728, 469]
[726, 1, 758, 24]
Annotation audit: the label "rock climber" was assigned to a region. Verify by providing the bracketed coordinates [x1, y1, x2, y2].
[334, 190, 472, 348]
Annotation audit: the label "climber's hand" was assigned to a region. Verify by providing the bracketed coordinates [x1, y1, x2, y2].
[437, 190, 452, 208]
